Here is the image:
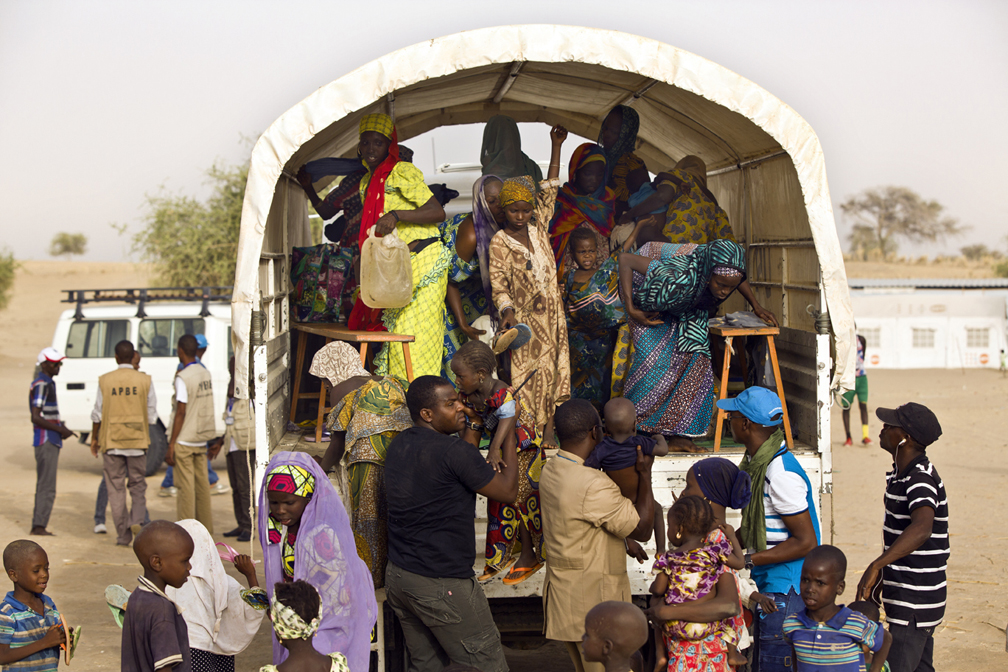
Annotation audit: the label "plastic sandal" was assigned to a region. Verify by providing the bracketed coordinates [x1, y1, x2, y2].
[216, 542, 260, 564]
[502, 561, 543, 586]
[59, 615, 81, 664]
[104, 584, 130, 629]
[477, 557, 516, 583]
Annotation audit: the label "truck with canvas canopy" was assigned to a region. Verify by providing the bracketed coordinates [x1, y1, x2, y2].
[230, 24, 856, 668]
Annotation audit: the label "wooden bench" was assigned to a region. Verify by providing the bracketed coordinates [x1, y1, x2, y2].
[289, 323, 416, 444]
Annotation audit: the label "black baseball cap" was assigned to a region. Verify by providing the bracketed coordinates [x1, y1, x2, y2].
[875, 402, 942, 447]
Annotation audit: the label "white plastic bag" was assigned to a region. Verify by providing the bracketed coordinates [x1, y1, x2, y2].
[359, 226, 413, 308]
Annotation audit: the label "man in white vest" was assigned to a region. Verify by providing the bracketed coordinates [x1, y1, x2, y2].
[89, 340, 157, 546]
[167, 333, 216, 532]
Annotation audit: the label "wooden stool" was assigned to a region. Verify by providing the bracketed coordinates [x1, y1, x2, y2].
[289, 323, 416, 444]
[709, 321, 794, 452]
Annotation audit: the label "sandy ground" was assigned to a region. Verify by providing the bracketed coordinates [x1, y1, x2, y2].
[0, 261, 1005, 671]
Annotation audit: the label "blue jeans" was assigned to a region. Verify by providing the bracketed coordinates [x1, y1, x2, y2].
[753, 588, 804, 672]
[161, 456, 218, 488]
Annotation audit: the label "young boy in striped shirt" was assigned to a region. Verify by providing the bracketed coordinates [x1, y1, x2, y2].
[0, 540, 65, 671]
[783, 545, 891, 672]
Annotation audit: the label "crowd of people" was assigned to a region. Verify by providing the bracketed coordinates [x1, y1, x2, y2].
[8, 109, 951, 672]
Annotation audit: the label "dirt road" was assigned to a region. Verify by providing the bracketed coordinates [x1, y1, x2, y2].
[0, 262, 1004, 670]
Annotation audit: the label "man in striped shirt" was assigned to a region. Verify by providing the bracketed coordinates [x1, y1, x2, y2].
[28, 348, 74, 537]
[857, 402, 947, 672]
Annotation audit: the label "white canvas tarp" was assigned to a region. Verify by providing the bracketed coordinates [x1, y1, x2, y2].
[232, 24, 854, 399]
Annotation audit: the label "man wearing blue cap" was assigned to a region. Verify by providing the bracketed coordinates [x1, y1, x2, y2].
[718, 386, 820, 672]
[158, 333, 228, 498]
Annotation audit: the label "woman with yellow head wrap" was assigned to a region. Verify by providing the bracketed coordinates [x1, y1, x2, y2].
[488, 125, 572, 443]
[350, 113, 453, 377]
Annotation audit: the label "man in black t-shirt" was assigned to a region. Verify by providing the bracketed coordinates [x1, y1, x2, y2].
[857, 402, 948, 672]
[384, 375, 519, 672]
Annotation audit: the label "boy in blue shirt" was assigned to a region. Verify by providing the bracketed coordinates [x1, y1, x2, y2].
[783, 545, 891, 672]
[0, 540, 65, 671]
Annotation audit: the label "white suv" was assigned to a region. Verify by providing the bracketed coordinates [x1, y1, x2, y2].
[51, 288, 232, 439]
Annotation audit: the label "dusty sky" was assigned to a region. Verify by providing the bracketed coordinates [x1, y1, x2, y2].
[1, 0, 1005, 262]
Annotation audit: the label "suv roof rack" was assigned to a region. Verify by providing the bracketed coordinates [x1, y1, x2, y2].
[63, 287, 233, 320]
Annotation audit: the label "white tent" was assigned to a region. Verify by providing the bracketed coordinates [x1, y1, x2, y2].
[231, 25, 854, 451]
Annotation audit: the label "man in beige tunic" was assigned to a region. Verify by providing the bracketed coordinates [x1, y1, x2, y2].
[540, 399, 655, 672]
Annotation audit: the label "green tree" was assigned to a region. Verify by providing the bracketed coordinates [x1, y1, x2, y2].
[0, 248, 17, 311]
[49, 232, 88, 257]
[134, 161, 247, 287]
[841, 186, 963, 261]
[960, 244, 991, 261]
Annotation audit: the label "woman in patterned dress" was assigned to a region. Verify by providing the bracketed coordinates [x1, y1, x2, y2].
[439, 175, 506, 382]
[548, 142, 615, 278]
[619, 155, 778, 326]
[489, 125, 570, 444]
[451, 339, 544, 585]
[313, 342, 412, 589]
[617, 239, 746, 446]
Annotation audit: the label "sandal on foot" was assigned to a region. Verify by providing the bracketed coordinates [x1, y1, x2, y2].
[477, 557, 516, 583]
[502, 561, 543, 585]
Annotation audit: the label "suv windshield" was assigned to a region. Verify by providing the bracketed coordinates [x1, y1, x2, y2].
[138, 318, 205, 357]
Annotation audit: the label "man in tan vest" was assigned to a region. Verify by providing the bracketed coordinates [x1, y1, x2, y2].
[90, 340, 156, 546]
[167, 333, 216, 532]
[540, 399, 655, 672]
[215, 356, 256, 542]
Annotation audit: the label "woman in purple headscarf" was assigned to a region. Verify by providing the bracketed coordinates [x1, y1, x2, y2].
[258, 451, 377, 670]
[439, 175, 507, 382]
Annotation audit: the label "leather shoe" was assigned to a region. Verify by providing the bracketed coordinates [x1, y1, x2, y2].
[223, 527, 242, 537]
[237, 530, 251, 543]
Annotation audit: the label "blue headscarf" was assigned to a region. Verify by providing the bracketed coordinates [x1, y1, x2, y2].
[692, 457, 752, 510]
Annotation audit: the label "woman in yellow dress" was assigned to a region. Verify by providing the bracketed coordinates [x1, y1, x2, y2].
[350, 113, 449, 377]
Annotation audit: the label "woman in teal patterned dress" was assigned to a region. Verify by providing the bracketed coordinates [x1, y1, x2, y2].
[440, 175, 506, 382]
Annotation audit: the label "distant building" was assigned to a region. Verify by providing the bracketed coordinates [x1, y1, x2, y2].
[849, 278, 1008, 369]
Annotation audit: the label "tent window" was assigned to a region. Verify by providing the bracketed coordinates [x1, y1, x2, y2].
[912, 328, 935, 349]
[861, 328, 881, 349]
[966, 328, 989, 348]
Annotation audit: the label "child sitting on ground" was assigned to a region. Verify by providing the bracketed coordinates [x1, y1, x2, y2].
[783, 546, 891, 672]
[581, 601, 649, 672]
[122, 520, 195, 672]
[650, 496, 745, 672]
[259, 580, 348, 672]
[0, 540, 66, 671]
[848, 601, 891, 672]
[452, 340, 544, 585]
